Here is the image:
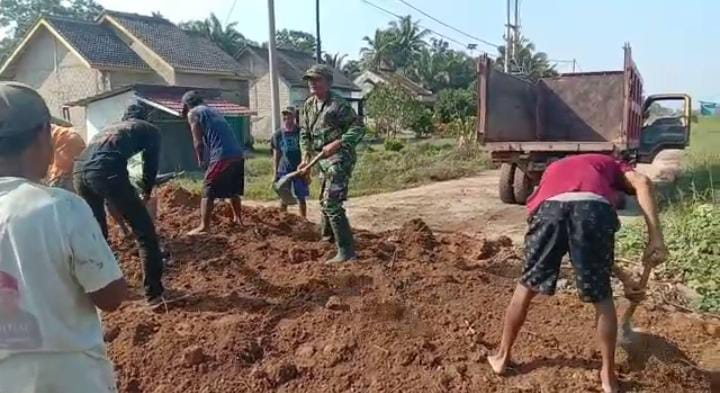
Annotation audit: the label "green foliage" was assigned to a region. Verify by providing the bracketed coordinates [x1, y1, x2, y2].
[383, 138, 405, 152]
[275, 29, 316, 54]
[0, 0, 104, 62]
[434, 88, 477, 123]
[407, 38, 476, 92]
[322, 52, 346, 69]
[496, 34, 558, 81]
[409, 108, 434, 137]
[360, 15, 428, 71]
[617, 202, 720, 312]
[366, 84, 426, 137]
[179, 13, 255, 57]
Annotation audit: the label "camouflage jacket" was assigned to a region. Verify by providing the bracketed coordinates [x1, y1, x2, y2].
[300, 92, 365, 162]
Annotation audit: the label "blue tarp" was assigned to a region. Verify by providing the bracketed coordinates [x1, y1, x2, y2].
[699, 101, 720, 116]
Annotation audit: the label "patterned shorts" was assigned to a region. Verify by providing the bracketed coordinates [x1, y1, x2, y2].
[521, 200, 620, 303]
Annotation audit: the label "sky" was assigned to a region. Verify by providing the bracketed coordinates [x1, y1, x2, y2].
[9, 0, 720, 101]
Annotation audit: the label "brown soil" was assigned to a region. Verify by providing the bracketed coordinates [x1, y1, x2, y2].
[104, 185, 717, 393]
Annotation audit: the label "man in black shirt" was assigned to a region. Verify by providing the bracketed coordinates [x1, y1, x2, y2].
[73, 103, 164, 304]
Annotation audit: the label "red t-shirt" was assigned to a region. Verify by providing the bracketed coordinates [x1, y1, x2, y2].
[526, 153, 634, 215]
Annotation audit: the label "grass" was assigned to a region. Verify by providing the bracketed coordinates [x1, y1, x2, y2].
[173, 138, 491, 201]
[616, 116, 720, 312]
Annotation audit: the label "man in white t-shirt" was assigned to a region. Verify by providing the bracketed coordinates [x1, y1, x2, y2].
[0, 82, 128, 392]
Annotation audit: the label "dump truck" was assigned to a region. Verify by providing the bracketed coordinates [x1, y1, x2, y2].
[477, 45, 692, 204]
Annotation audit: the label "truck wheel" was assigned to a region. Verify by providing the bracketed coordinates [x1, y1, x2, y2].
[513, 167, 534, 205]
[499, 163, 517, 204]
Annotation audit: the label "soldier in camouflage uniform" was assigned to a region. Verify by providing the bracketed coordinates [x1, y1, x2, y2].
[298, 64, 365, 263]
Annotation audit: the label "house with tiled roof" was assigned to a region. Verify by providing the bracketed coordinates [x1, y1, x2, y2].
[0, 11, 250, 138]
[235, 45, 362, 139]
[353, 69, 435, 104]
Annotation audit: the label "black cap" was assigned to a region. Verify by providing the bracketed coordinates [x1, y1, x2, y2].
[0, 82, 50, 137]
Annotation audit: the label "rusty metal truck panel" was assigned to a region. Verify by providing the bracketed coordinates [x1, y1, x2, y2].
[539, 73, 625, 142]
[477, 46, 645, 152]
[478, 58, 537, 143]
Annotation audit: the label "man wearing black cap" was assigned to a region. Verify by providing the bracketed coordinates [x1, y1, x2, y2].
[0, 82, 127, 392]
[181, 90, 244, 235]
[73, 102, 165, 304]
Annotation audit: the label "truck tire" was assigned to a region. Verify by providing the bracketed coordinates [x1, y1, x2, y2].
[513, 167, 534, 205]
[499, 163, 517, 204]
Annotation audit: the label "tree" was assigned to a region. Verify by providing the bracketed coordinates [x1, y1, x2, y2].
[495, 35, 557, 81]
[179, 13, 252, 57]
[0, 0, 104, 62]
[407, 39, 475, 92]
[341, 59, 362, 79]
[360, 15, 428, 71]
[275, 29, 316, 53]
[386, 15, 428, 70]
[322, 53, 347, 69]
[360, 28, 396, 71]
[366, 84, 427, 138]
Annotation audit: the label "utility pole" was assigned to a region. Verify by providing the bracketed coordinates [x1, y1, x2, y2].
[315, 0, 322, 63]
[504, 0, 511, 72]
[267, 0, 281, 132]
[572, 58, 577, 73]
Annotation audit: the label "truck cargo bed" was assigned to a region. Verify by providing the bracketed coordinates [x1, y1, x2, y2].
[477, 47, 643, 153]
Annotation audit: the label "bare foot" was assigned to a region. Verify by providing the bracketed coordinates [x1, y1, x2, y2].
[232, 217, 242, 226]
[601, 368, 619, 393]
[187, 226, 208, 236]
[487, 353, 508, 375]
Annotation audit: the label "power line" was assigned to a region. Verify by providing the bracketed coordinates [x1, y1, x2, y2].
[224, 0, 239, 25]
[360, 0, 477, 51]
[394, 0, 500, 48]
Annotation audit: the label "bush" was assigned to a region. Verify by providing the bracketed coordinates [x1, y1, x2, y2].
[409, 108, 434, 138]
[434, 88, 476, 123]
[366, 84, 428, 137]
[384, 138, 405, 152]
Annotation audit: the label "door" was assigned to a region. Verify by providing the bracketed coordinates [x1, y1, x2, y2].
[637, 94, 692, 163]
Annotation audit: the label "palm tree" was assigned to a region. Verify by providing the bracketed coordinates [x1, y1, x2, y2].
[322, 53, 347, 69]
[496, 35, 558, 81]
[360, 29, 395, 71]
[387, 16, 429, 70]
[179, 13, 251, 57]
[407, 46, 449, 91]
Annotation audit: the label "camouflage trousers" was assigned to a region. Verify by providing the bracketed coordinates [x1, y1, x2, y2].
[318, 154, 355, 251]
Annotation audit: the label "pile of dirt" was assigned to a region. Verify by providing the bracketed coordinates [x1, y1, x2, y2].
[103, 185, 717, 393]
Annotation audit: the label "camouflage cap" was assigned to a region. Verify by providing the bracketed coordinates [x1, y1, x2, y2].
[281, 106, 297, 115]
[303, 64, 334, 84]
[0, 82, 50, 137]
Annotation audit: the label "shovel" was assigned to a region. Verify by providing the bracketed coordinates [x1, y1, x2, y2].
[273, 152, 323, 205]
[618, 263, 653, 345]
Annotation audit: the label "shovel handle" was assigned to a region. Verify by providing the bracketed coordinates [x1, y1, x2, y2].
[620, 264, 653, 327]
[303, 151, 325, 170]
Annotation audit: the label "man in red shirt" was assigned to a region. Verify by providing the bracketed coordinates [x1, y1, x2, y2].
[487, 153, 668, 393]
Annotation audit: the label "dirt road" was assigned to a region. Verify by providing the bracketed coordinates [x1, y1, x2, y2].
[257, 150, 685, 244]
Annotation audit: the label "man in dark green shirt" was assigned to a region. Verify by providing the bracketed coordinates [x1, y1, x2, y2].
[299, 64, 365, 263]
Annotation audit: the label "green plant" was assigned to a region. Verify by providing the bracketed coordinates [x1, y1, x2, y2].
[383, 138, 405, 152]
[409, 108, 434, 137]
[434, 88, 476, 123]
[366, 84, 427, 137]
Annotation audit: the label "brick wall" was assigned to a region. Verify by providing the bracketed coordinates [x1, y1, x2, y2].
[11, 27, 105, 138]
